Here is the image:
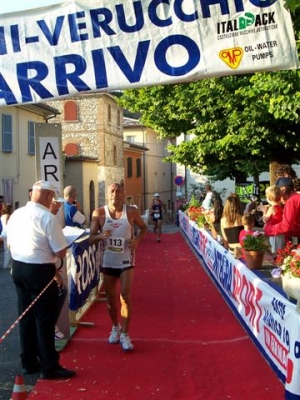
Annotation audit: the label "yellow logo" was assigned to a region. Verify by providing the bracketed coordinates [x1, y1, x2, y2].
[219, 47, 244, 69]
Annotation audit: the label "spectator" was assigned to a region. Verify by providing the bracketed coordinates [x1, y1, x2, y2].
[239, 213, 255, 259]
[275, 164, 300, 194]
[220, 193, 243, 250]
[202, 184, 214, 211]
[89, 183, 147, 351]
[208, 193, 223, 240]
[63, 185, 85, 227]
[49, 197, 67, 340]
[174, 194, 187, 227]
[0, 203, 13, 269]
[7, 180, 75, 379]
[244, 196, 257, 215]
[264, 177, 300, 245]
[263, 185, 285, 255]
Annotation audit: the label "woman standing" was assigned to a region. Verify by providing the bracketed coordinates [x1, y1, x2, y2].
[208, 194, 223, 240]
[220, 194, 243, 250]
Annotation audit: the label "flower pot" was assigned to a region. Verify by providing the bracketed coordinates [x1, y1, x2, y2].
[281, 274, 300, 313]
[244, 250, 265, 270]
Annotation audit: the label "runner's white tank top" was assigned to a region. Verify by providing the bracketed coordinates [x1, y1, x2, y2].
[102, 205, 135, 268]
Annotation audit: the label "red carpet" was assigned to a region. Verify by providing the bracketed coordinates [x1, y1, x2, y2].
[28, 231, 285, 400]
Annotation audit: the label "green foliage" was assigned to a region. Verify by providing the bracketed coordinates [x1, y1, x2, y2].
[188, 194, 201, 208]
[116, 10, 300, 182]
[285, 0, 300, 14]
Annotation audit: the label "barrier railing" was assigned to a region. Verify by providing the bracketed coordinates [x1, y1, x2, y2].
[179, 210, 300, 400]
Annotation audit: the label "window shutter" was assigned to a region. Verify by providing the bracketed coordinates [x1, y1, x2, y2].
[28, 121, 35, 155]
[2, 114, 12, 152]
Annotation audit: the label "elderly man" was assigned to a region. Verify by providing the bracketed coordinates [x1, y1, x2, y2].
[7, 180, 75, 379]
[63, 185, 86, 227]
[264, 177, 300, 244]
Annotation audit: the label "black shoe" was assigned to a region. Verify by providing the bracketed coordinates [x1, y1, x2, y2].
[22, 364, 41, 375]
[40, 366, 76, 379]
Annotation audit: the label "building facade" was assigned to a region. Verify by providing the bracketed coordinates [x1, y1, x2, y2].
[123, 141, 148, 212]
[45, 93, 125, 213]
[123, 118, 176, 218]
[0, 104, 60, 208]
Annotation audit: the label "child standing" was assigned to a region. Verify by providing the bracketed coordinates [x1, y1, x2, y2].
[263, 185, 285, 255]
[239, 213, 256, 259]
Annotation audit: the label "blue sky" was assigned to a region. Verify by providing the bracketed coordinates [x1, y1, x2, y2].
[0, 0, 62, 14]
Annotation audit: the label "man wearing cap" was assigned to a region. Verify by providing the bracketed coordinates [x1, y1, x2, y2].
[7, 180, 76, 379]
[264, 177, 300, 244]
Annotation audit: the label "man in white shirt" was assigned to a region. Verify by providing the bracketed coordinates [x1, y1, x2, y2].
[7, 180, 76, 379]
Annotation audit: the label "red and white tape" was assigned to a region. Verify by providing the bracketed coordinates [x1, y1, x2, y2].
[0, 277, 55, 343]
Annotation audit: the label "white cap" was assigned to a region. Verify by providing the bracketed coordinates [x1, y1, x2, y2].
[52, 197, 65, 203]
[154, 193, 160, 197]
[32, 180, 58, 199]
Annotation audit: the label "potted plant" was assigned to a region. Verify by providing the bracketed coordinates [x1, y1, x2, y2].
[185, 196, 211, 230]
[272, 242, 300, 312]
[241, 231, 270, 270]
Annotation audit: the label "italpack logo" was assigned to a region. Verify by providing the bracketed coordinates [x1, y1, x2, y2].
[219, 48, 244, 69]
[217, 12, 276, 34]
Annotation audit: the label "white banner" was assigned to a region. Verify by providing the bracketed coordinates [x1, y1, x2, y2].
[179, 211, 300, 399]
[0, 0, 298, 106]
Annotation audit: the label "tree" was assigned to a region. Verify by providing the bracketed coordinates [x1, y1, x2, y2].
[117, 10, 300, 184]
[285, 0, 300, 14]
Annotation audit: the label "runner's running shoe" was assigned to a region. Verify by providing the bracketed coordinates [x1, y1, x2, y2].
[120, 333, 134, 351]
[108, 324, 121, 344]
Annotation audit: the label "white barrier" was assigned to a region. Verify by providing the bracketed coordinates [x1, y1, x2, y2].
[179, 211, 300, 400]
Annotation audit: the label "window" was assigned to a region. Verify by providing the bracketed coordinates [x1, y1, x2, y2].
[28, 121, 35, 155]
[2, 114, 12, 152]
[64, 101, 78, 121]
[127, 157, 132, 178]
[126, 136, 135, 143]
[108, 104, 111, 122]
[136, 158, 141, 177]
[113, 145, 117, 165]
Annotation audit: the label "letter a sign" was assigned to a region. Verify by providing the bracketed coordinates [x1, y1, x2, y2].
[35, 123, 64, 194]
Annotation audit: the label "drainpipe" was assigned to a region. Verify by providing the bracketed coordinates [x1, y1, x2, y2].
[142, 127, 147, 211]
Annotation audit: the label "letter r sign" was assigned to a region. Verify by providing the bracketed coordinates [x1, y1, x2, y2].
[35, 123, 64, 193]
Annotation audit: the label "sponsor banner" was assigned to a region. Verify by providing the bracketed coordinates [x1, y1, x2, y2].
[0, 0, 298, 105]
[235, 181, 270, 202]
[68, 237, 102, 311]
[179, 211, 300, 399]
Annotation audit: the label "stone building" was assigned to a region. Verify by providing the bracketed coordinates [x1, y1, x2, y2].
[46, 92, 125, 210]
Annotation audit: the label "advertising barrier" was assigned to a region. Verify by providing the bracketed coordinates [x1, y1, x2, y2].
[179, 210, 300, 400]
[68, 236, 102, 312]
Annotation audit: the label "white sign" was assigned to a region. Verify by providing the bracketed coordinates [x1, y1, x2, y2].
[0, 0, 298, 105]
[39, 137, 61, 183]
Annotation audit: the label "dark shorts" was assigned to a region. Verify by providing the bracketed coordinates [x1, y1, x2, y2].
[101, 266, 134, 278]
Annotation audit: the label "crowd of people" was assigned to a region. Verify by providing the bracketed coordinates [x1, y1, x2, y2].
[1, 179, 148, 381]
[1, 164, 299, 380]
[194, 165, 300, 260]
